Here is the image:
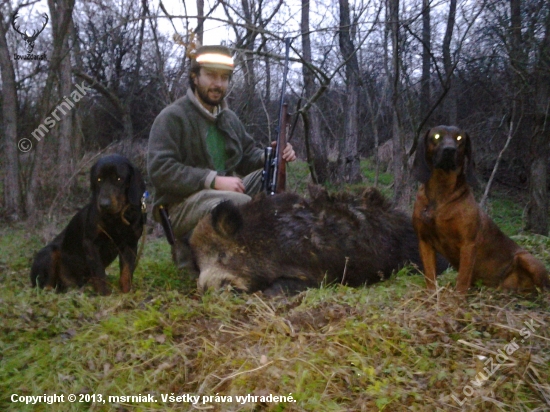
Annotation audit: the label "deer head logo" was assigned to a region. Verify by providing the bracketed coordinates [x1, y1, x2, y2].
[12, 12, 49, 54]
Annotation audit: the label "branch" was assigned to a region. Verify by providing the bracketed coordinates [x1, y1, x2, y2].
[73, 71, 124, 114]
[480, 101, 521, 209]
[409, 0, 487, 157]
[296, 2, 383, 115]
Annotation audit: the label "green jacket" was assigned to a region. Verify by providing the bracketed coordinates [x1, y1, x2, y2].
[147, 89, 264, 216]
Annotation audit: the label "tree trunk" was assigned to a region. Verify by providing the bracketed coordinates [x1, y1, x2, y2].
[301, 0, 327, 183]
[146, 6, 170, 104]
[196, 0, 205, 45]
[509, 0, 525, 74]
[420, 0, 431, 118]
[70, 18, 83, 157]
[526, 6, 550, 235]
[57, 30, 74, 182]
[337, 0, 361, 184]
[0, 11, 23, 220]
[121, 0, 147, 157]
[526, 132, 548, 235]
[389, 0, 410, 208]
[48, 0, 75, 182]
[26, 0, 74, 216]
[442, 0, 457, 124]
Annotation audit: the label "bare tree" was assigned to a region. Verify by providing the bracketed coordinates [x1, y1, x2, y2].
[48, 0, 76, 183]
[480, 106, 518, 210]
[301, 0, 326, 183]
[388, 0, 410, 208]
[76, 0, 155, 151]
[196, 0, 205, 45]
[0, 8, 22, 220]
[222, 0, 283, 125]
[25, 0, 74, 216]
[120, 0, 148, 156]
[408, 1, 485, 154]
[442, 0, 457, 124]
[526, 2, 550, 235]
[497, 0, 549, 235]
[337, 0, 361, 184]
[420, 0, 430, 118]
[509, 0, 525, 74]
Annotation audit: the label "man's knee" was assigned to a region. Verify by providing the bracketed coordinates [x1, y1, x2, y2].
[244, 169, 264, 196]
[217, 190, 252, 206]
[170, 190, 251, 238]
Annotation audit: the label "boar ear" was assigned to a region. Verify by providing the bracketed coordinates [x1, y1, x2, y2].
[211, 200, 243, 238]
[307, 183, 329, 202]
[362, 187, 391, 210]
[412, 130, 431, 184]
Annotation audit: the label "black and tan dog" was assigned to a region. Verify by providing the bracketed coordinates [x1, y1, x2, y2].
[412, 125, 549, 294]
[30, 154, 146, 295]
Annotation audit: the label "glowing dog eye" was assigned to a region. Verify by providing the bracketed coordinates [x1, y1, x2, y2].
[118, 177, 121, 181]
[434, 134, 440, 140]
[97, 178, 101, 182]
[457, 135, 462, 141]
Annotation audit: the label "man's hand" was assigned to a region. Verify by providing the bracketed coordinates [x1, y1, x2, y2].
[271, 142, 297, 162]
[212, 176, 245, 193]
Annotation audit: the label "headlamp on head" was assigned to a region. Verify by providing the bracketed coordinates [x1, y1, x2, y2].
[193, 45, 235, 72]
[196, 53, 235, 71]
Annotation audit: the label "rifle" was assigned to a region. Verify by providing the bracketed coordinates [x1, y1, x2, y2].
[262, 38, 291, 195]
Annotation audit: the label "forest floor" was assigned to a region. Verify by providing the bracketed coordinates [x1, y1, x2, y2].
[1, 159, 549, 411]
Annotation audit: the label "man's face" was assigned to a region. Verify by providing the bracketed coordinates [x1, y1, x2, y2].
[193, 67, 231, 109]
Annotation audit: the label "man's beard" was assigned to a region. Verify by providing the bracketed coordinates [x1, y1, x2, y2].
[196, 84, 226, 107]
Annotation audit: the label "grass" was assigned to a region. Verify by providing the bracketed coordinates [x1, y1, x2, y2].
[286, 158, 395, 199]
[1, 160, 549, 411]
[485, 195, 525, 237]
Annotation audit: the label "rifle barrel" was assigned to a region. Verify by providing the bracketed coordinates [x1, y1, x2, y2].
[270, 38, 291, 195]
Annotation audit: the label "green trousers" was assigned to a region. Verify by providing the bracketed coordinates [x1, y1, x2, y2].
[169, 169, 263, 239]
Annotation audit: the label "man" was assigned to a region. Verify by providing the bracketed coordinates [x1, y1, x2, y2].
[147, 45, 296, 270]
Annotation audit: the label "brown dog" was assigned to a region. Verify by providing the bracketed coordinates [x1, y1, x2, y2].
[412, 125, 549, 294]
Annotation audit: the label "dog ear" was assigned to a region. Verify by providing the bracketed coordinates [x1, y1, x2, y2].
[128, 165, 146, 206]
[464, 133, 478, 187]
[412, 130, 432, 184]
